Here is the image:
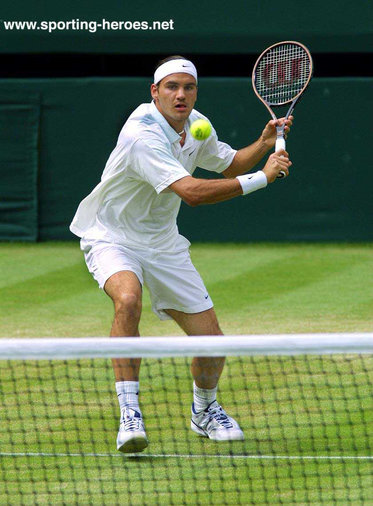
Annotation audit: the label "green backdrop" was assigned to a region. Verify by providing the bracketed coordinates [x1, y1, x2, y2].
[0, 77, 371, 242]
[0, 94, 40, 241]
[1, 0, 372, 53]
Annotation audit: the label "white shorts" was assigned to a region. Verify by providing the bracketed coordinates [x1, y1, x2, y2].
[81, 240, 213, 320]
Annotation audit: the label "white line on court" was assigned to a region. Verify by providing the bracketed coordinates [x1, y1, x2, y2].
[1, 452, 372, 460]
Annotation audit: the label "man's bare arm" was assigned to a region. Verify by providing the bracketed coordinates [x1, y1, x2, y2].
[223, 138, 269, 178]
[223, 117, 293, 179]
[169, 176, 242, 207]
[169, 151, 291, 206]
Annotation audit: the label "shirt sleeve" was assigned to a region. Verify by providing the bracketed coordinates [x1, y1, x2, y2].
[130, 137, 191, 194]
[196, 132, 237, 174]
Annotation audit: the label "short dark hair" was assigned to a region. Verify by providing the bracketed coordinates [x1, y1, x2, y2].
[155, 55, 188, 72]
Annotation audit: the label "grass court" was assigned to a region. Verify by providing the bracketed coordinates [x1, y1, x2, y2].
[0, 242, 372, 504]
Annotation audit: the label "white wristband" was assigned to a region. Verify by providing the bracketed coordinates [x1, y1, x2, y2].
[236, 171, 268, 195]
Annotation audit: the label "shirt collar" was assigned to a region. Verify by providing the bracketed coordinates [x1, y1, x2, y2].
[150, 101, 182, 144]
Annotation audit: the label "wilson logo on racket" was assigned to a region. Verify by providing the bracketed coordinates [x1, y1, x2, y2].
[263, 58, 304, 87]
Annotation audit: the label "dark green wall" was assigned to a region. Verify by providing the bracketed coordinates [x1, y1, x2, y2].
[1, 0, 372, 53]
[0, 77, 371, 242]
[0, 97, 39, 240]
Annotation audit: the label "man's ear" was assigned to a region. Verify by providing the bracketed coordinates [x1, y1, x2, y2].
[150, 83, 158, 102]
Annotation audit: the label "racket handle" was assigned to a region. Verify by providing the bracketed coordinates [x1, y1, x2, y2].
[275, 137, 286, 152]
[275, 136, 286, 178]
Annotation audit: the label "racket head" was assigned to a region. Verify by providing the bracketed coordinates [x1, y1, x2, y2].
[252, 41, 313, 109]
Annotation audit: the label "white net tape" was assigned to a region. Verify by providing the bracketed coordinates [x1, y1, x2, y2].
[0, 333, 372, 360]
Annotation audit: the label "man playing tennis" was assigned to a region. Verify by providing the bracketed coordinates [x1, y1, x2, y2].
[70, 56, 292, 453]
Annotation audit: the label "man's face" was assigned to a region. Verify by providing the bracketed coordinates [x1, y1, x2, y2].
[151, 73, 197, 128]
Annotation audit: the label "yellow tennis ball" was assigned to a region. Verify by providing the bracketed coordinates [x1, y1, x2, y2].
[190, 119, 212, 141]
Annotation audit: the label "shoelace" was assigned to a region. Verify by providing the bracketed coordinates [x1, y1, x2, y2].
[207, 405, 233, 429]
[121, 410, 143, 431]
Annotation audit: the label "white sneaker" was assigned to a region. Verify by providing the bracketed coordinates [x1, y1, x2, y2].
[116, 407, 148, 453]
[191, 400, 245, 441]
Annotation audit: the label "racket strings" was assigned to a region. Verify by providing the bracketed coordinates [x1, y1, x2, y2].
[255, 43, 311, 105]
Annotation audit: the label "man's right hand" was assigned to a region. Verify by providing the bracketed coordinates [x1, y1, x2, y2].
[262, 150, 292, 183]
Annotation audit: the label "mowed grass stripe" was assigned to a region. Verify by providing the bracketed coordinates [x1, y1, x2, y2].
[0, 242, 372, 337]
[0, 242, 84, 288]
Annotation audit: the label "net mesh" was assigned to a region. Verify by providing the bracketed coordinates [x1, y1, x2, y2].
[1, 335, 372, 505]
[254, 42, 312, 105]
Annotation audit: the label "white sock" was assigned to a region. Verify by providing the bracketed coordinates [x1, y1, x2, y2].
[115, 381, 140, 413]
[193, 382, 217, 412]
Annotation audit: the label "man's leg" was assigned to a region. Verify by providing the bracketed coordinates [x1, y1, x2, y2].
[164, 307, 244, 441]
[105, 270, 142, 381]
[164, 307, 225, 389]
[104, 270, 148, 453]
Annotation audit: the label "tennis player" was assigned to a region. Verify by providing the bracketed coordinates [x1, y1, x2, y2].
[70, 56, 292, 453]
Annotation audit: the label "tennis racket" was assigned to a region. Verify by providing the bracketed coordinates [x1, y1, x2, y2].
[252, 41, 313, 177]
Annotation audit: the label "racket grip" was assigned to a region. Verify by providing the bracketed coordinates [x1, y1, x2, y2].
[275, 136, 286, 178]
[275, 137, 286, 152]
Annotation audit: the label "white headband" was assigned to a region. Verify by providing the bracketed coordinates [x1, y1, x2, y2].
[154, 59, 198, 85]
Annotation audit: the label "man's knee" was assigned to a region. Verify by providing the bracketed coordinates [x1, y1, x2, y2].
[114, 292, 142, 321]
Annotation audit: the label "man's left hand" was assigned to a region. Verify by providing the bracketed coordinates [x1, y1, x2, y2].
[260, 116, 294, 149]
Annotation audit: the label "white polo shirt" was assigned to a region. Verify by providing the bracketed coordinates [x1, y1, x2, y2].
[70, 101, 237, 252]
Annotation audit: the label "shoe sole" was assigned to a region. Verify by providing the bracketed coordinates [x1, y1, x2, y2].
[117, 435, 148, 454]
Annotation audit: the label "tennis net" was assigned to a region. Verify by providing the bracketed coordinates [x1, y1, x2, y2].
[0, 334, 372, 505]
